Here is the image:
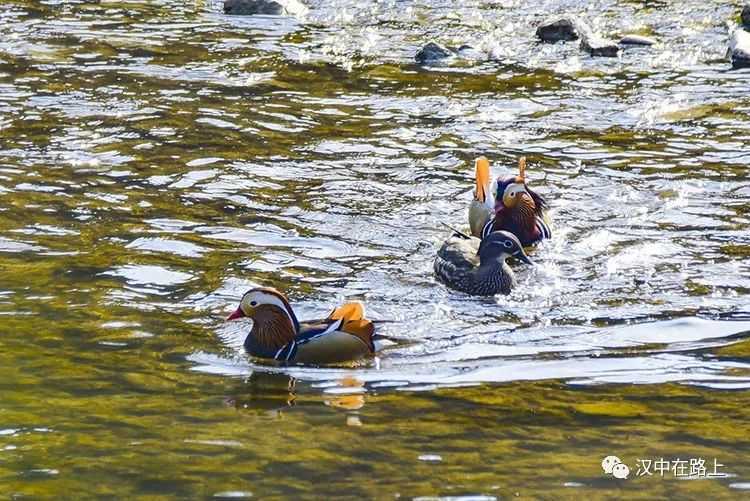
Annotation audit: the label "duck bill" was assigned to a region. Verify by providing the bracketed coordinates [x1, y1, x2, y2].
[226, 307, 246, 321]
[475, 157, 491, 203]
[514, 249, 534, 265]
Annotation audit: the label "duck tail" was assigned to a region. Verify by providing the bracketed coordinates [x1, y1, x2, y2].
[371, 333, 397, 352]
[439, 221, 472, 239]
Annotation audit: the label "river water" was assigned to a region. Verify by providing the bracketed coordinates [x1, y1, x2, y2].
[1, 0, 750, 498]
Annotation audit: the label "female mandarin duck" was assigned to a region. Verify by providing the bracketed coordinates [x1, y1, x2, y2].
[227, 287, 382, 364]
[434, 230, 533, 296]
[469, 156, 551, 246]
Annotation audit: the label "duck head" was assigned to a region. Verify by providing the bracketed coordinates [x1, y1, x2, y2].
[474, 156, 497, 209]
[478, 230, 534, 266]
[227, 287, 301, 352]
[494, 157, 548, 215]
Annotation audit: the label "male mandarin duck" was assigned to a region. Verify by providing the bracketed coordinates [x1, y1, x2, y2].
[468, 156, 497, 238]
[434, 229, 533, 296]
[468, 156, 551, 246]
[226, 287, 382, 364]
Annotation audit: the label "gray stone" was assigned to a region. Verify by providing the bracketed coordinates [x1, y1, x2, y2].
[224, 0, 283, 15]
[536, 17, 582, 42]
[415, 42, 455, 64]
[455, 45, 485, 60]
[729, 28, 750, 69]
[580, 29, 620, 57]
[742, 5, 750, 28]
[223, 0, 306, 16]
[619, 34, 657, 46]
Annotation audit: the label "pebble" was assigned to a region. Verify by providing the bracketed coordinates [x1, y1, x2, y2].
[729, 28, 750, 69]
[223, 0, 306, 16]
[536, 17, 582, 42]
[580, 31, 620, 57]
[415, 42, 455, 64]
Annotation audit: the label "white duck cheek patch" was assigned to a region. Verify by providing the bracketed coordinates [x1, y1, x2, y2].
[244, 292, 297, 330]
[502, 183, 526, 206]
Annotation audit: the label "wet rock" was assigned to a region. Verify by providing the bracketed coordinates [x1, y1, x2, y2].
[223, 0, 306, 16]
[415, 42, 455, 64]
[580, 30, 620, 57]
[742, 5, 750, 28]
[619, 34, 657, 46]
[536, 17, 583, 42]
[729, 28, 750, 69]
[224, 0, 282, 15]
[454, 45, 485, 60]
[414, 42, 484, 65]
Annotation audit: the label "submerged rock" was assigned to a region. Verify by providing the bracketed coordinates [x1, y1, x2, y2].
[729, 28, 750, 68]
[580, 30, 620, 57]
[415, 42, 454, 63]
[414, 42, 484, 65]
[619, 34, 657, 46]
[536, 17, 583, 42]
[223, 0, 306, 16]
[536, 16, 620, 57]
[455, 45, 485, 60]
[742, 5, 750, 28]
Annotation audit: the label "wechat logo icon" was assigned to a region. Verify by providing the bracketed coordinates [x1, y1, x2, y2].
[602, 456, 630, 479]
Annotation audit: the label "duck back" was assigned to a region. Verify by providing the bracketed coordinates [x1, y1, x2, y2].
[434, 232, 516, 296]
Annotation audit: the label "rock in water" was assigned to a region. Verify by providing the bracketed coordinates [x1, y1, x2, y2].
[536, 17, 582, 42]
[729, 28, 750, 69]
[580, 29, 620, 57]
[455, 45, 485, 60]
[415, 42, 455, 64]
[224, 0, 283, 15]
[224, 0, 306, 16]
[742, 5, 750, 28]
[619, 34, 657, 46]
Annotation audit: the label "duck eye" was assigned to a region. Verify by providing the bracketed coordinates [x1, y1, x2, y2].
[250, 301, 258, 306]
[503, 241, 513, 248]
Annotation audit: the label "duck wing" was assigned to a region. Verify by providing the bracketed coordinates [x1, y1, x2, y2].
[325, 301, 374, 349]
[434, 233, 480, 285]
[535, 215, 552, 241]
[469, 199, 494, 238]
[274, 302, 375, 364]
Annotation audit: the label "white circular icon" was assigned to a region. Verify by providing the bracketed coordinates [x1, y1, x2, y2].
[602, 455, 621, 474]
[612, 462, 630, 479]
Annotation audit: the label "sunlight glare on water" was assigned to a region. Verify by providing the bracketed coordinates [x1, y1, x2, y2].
[0, 0, 749, 498]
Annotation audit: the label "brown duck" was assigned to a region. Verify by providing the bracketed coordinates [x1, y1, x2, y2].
[227, 287, 382, 364]
[469, 156, 552, 246]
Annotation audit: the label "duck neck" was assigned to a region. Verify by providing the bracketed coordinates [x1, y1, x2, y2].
[477, 259, 516, 295]
[510, 195, 537, 240]
[245, 305, 297, 357]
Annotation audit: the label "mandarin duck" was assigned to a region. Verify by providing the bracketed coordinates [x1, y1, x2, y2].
[434, 230, 533, 296]
[468, 156, 498, 238]
[227, 287, 382, 364]
[468, 156, 552, 246]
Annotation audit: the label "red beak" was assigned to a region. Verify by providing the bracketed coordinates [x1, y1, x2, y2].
[226, 307, 246, 321]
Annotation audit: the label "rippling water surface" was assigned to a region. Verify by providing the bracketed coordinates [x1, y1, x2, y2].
[1, 0, 750, 498]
